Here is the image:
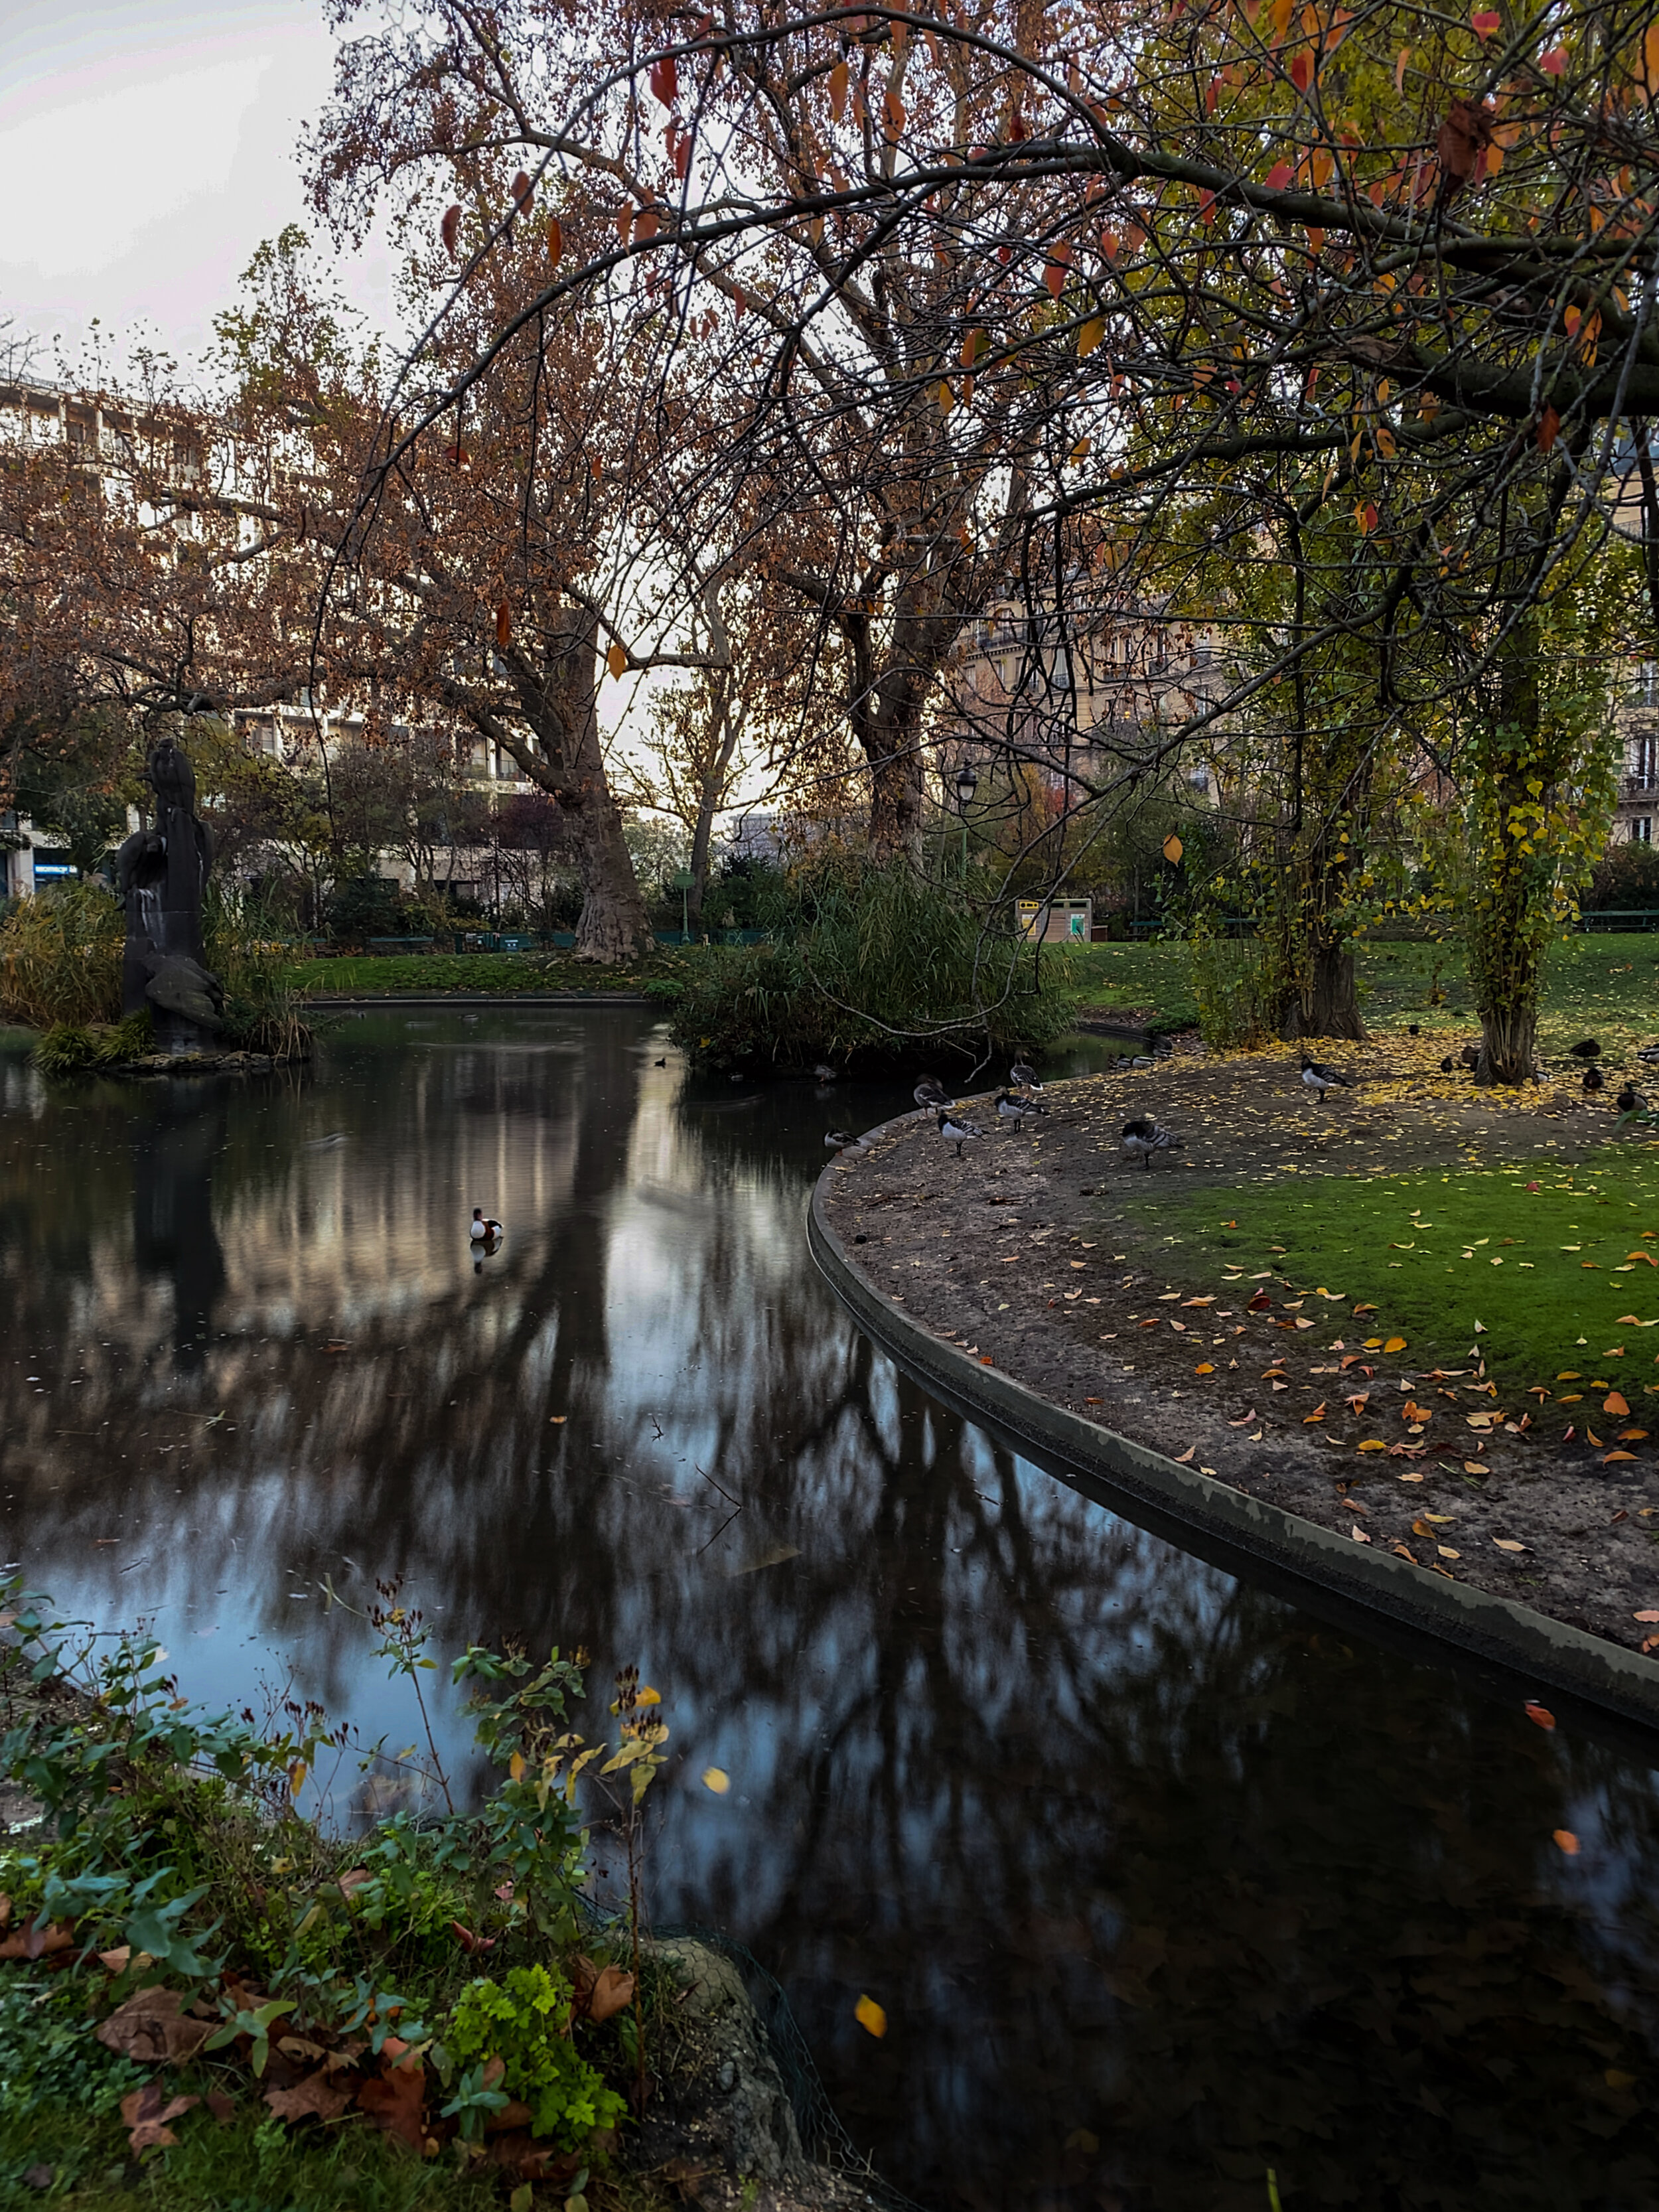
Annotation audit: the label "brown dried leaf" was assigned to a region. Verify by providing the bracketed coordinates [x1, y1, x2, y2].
[588, 1964, 636, 2024]
[96, 1986, 213, 2067]
[354, 2053, 427, 2150]
[0, 1920, 73, 1961]
[121, 2083, 198, 2152]
[265, 2070, 354, 2126]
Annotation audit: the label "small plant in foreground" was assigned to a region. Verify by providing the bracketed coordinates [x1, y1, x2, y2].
[439, 1964, 626, 2148]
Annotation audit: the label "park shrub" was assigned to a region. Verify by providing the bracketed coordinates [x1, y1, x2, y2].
[665, 851, 1081, 1070]
[204, 884, 312, 1057]
[0, 883, 124, 1027]
[0, 1580, 668, 2188]
[35, 1013, 153, 1077]
[1185, 923, 1274, 1050]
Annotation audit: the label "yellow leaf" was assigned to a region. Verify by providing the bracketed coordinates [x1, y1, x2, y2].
[855, 1994, 887, 2038]
[1194, 1363, 1215, 1374]
[288, 1761, 307, 1797]
[1384, 1335, 1407, 1353]
[1068, 437, 1092, 463]
[636, 1684, 662, 1704]
[701, 1766, 730, 1795]
[606, 642, 628, 679]
[1162, 834, 1183, 864]
[1078, 315, 1106, 358]
[1356, 1439, 1386, 1452]
[509, 1751, 526, 1782]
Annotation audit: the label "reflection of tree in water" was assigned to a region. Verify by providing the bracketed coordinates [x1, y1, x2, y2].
[2, 1017, 1658, 2209]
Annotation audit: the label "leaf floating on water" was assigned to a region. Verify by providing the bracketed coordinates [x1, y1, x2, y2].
[1553, 1829, 1581, 1856]
[855, 1994, 887, 2038]
[1524, 1702, 1556, 1730]
[725, 1544, 800, 1578]
[701, 1767, 731, 1795]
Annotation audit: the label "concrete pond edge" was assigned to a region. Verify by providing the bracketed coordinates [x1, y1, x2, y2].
[808, 1110, 1659, 1739]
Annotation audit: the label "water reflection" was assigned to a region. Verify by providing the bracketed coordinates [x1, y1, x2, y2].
[1, 1011, 1656, 2209]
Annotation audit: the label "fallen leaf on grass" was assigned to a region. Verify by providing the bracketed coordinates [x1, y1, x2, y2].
[97, 1986, 212, 2065]
[121, 2084, 199, 2152]
[1524, 1702, 1556, 1730]
[1384, 1335, 1407, 1353]
[0, 1921, 74, 1961]
[265, 2071, 353, 2125]
[355, 2052, 427, 2150]
[96, 1946, 131, 1975]
[1605, 1392, 1631, 1418]
[1553, 1829, 1581, 1856]
[206, 2090, 236, 2124]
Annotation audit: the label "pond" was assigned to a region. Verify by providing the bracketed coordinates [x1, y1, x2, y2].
[2, 1005, 1657, 2211]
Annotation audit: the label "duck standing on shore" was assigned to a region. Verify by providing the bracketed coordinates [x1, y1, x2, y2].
[1120, 1116, 1180, 1170]
[1009, 1058, 1041, 1092]
[936, 1108, 985, 1159]
[914, 1074, 949, 1109]
[1299, 1056, 1353, 1100]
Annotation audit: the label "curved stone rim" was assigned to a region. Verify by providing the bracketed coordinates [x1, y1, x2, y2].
[809, 1111, 1659, 1738]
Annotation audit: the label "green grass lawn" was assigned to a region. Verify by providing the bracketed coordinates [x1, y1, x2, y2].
[1125, 1153, 1659, 1397]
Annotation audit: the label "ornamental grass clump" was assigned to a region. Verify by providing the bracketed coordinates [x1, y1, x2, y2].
[0, 884, 123, 1028]
[666, 850, 1080, 1070]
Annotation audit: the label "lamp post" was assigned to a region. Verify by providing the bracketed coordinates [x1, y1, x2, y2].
[954, 763, 978, 879]
[671, 867, 695, 943]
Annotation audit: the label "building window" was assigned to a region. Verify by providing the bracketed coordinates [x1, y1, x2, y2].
[1634, 817, 1653, 844]
[1633, 732, 1659, 786]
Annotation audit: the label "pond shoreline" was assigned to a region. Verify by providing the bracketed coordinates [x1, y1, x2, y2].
[810, 1089, 1659, 1736]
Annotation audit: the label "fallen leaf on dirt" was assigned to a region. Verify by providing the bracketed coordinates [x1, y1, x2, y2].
[1350, 1524, 1372, 1544]
[121, 2084, 199, 2152]
[1247, 1290, 1271, 1312]
[855, 1994, 887, 2037]
[1437, 1546, 1461, 1560]
[1524, 1702, 1556, 1730]
[355, 2053, 427, 2150]
[1194, 1363, 1216, 1375]
[1463, 1461, 1490, 1475]
[1384, 1335, 1407, 1353]
[1604, 1451, 1638, 1463]
[1356, 1439, 1386, 1453]
[1553, 1829, 1581, 1856]
[1173, 1445, 1196, 1464]
[1303, 1404, 1326, 1424]
[97, 1986, 212, 2065]
[96, 1946, 131, 1974]
[1392, 1544, 1417, 1561]
[1633, 1610, 1659, 1623]
[265, 2071, 353, 2125]
[1352, 1303, 1377, 1315]
[1605, 1392, 1631, 1418]
[1493, 1538, 1528, 1553]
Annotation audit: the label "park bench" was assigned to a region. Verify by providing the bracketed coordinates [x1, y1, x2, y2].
[365, 935, 436, 954]
[1578, 910, 1659, 932]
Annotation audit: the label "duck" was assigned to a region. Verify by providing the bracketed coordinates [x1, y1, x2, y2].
[1121, 1116, 1181, 1170]
[812, 1063, 837, 1084]
[914, 1074, 949, 1109]
[470, 1207, 504, 1242]
[1583, 1065, 1606, 1092]
[936, 1108, 985, 1159]
[1459, 1043, 1481, 1069]
[1569, 1038, 1601, 1060]
[825, 1129, 870, 1153]
[1616, 1082, 1646, 1114]
[993, 1088, 1040, 1124]
[1299, 1056, 1353, 1098]
[1009, 1058, 1041, 1092]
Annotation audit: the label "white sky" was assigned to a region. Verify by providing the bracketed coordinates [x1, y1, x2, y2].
[0, 0, 396, 382]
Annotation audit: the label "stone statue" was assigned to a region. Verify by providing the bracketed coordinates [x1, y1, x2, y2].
[114, 736, 224, 1053]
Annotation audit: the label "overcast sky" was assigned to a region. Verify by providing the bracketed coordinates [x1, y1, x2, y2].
[0, 0, 395, 384]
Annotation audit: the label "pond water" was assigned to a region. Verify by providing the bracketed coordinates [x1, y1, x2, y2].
[3, 1006, 1658, 2211]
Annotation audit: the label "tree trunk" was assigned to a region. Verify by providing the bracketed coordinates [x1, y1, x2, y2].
[569, 783, 650, 961]
[1278, 940, 1364, 1041]
[1468, 613, 1544, 1086]
[866, 737, 927, 861]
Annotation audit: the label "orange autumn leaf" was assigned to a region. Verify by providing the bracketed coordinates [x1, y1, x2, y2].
[1603, 1391, 1630, 1417]
[855, 1994, 887, 2037]
[1524, 1701, 1556, 1730]
[1384, 1335, 1407, 1353]
[1553, 1828, 1581, 1855]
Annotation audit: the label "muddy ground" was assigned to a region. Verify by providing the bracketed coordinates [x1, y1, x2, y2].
[820, 1043, 1659, 1657]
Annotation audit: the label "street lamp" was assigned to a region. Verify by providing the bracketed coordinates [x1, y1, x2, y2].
[954, 763, 978, 878]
